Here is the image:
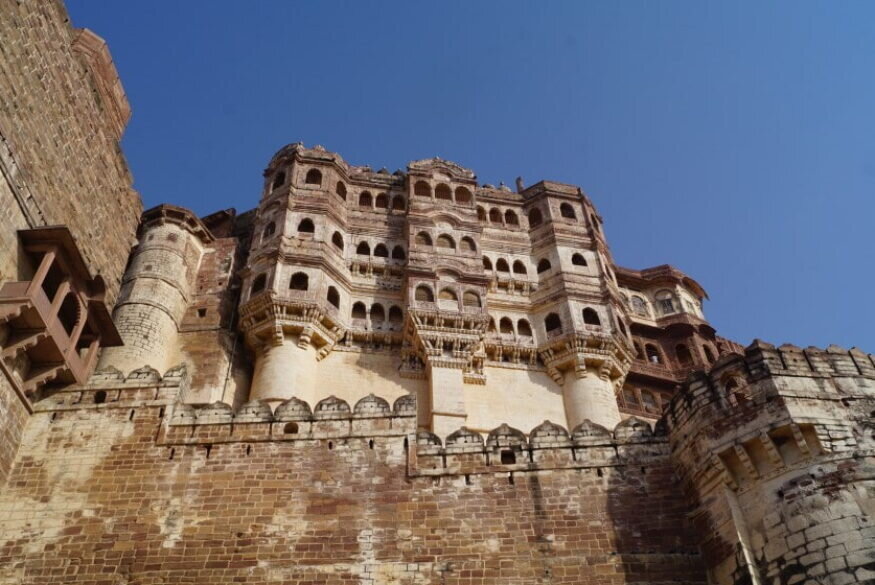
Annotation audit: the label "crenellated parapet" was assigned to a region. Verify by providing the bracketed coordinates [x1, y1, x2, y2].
[664, 340, 875, 585]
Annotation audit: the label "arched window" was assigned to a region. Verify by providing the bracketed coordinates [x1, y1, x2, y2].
[499, 317, 514, 334]
[297, 218, 315, 233]
[631, 296, 649, 317]
[375, 193, 388, 208]
[463, 291, 481, 307]
[489, 208, 502, 223]
[436, 234, 455, 249]
[305, 168, 322, 185]
[655, 290, 676, 315]
[477, 207, 487, 221]
[517, 319, 532, 337]
[512, 260, 527, 275]
[289, 272, 309, 291]
[482, 257, 493, 271]
[504, 210, 519, 226]
[391, 195, 405, 210]
[272, 171, 286, 189]
[590, 213, 600, 232]
[618, 320, 628, 336]
[335, 182, 347, 200]
[676, 344, 693, 365]
[435, 184, 452, 201]
[391, 245, 406, 260]
[455, 186, 472, 204]
[414, 181, 431, 197]
[251, 274, 267, 295]
[370, 303, 385, 323]
[704, 345, 717, 363]
[460, 237, 476, 252]
[438, 288, 457, 301]
[622, 387, 639, 408]
[634, 343, 644, 359]
[332, 232, 344, 250]
[582, 308, 601, 326]
[560, 203, 576, 219]
[488, 318, 497, 333]
[537, 259, 552, 273]
[544, 313, 563, 335]
[528, 208, 543, 227]
[373, 243, 389, 258]
[326, 286, 340, 308]
[415, 285, 434, 302]
[359, 191, 373, 208]
[415, 232, 432, 246]
[572, 253, 587, 266]
[262, 222, 276, 240]
[640, 390, 659, 413]
[356, 241, 370, 256]
[496, 258, 510, 272]
[352, 301, 367, 320]
[58, 292, 80, 335]
[645, 344, 662, 364]
[388, 306, 403, 323]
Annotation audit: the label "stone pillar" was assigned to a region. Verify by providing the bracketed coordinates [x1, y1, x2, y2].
[249, 337, 316, 405]
[99, 218, 205, 374]
[427, 364, 467, 438]
[562, 365, 621, 430]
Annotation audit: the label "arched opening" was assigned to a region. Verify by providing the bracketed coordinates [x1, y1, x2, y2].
[391, 195, 405, 210]
[482, 257, 493, 271]
[352, 301, 367, 320]
[455, 186, 472, 204]
[375, 193, 388, 208]
[415, 285, 434, 302]
[631, 296, 649, 317]
[305, 168, 322, 185]
[327, 286, 340, 308]
[335, 182, 347, 200]
[504, 210, 519, 226]
[618, 320, 628, 336]
[560, 203, 577, 219]
[370, 303, 385, 323]
[489, 208, 502, 223]
[436, 234, 455, 249]
[58, 293, 80, 336]
[262, 222, 276, 240]
[645, 344, 662, 364]
[528, 208, 543, 227]
[656, 290, 676, 315]
[391, 245, 406, 260]
[359, 191, 373, 208]
[283, 422, 299, 434]
[438, 288, 457, 301]
[435, 184, 452, 201]
[512, 260, 527, 275]
[297, 218, 315, 233]
[460, 237, 476, 252]
[356, 242, 370, 256]
[272, 171, 286, 189]
[388, 306, 403, 324]
[582, 308, 601, 326]
[517, 319, 533, 337]
[704, 345, 717, 363]
[251, 274, 267, 295]
[414, 181, 431, 197]
[488, 318, 497, 333]
[289, 272, 309, 291]
[415, 232, 432, 246]
[635, 343, 644, 359]
[676, 344, 693, 365]
[332, 232, 344, 250]
[572, 253, 587, 266]
[590, 213, 599, 232]
[496, 258, 510, 273]
[477, 207, 487, 221]
[499, 317, 514, 334]
[537, 259, 552, 274]
[374, 244, 389, 258]
[544, 313, 563, 335]
[640, 391, 659, 413]
[462, 291, 481, 307]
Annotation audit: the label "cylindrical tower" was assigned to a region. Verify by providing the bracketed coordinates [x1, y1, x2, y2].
[562, 367, 621, 430]
[99, 205, 212, 374]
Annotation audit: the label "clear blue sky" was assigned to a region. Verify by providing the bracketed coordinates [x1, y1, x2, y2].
[67, 1, 875, 352]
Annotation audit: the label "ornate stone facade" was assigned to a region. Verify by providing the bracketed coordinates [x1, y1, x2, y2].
[0, 3, 872, 584]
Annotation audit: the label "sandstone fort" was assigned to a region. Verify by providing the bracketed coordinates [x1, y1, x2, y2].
[0, 3, 873, 584]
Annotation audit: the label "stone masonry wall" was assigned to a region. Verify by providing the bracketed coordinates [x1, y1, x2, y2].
[0, 375, 705, 585]
[0, 0, 141, 307]
[0, 373, 29, 486]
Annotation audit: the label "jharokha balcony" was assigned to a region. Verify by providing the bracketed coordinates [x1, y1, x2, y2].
[0, 227, 122, 401]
